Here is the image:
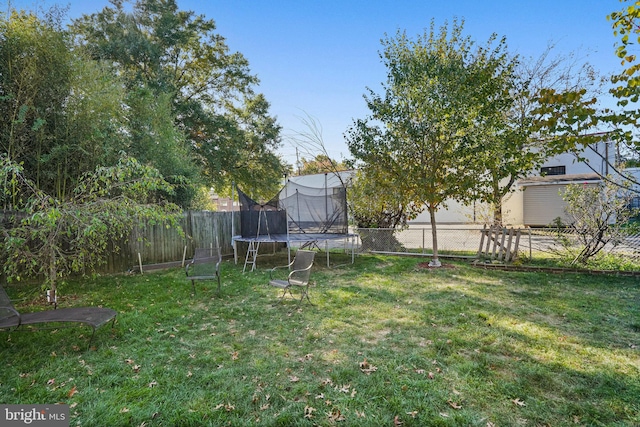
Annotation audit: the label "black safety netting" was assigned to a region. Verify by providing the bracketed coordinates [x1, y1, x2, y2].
[237, 182, 348, 238]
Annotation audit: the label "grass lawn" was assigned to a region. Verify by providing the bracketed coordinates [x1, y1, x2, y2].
[1, 252, 639, 426]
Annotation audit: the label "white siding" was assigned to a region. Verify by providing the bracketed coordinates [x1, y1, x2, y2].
[502, 188, 524, 226]
[538, 140, 615, 176]
[411, 199, 480, 224]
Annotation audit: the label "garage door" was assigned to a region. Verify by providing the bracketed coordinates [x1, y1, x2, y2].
[523, 184, 569, 226]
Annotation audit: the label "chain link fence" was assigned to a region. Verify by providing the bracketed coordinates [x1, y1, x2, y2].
[355, 225, 640, 263]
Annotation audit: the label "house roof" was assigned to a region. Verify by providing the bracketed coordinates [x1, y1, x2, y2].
[518, 173, 602, 186]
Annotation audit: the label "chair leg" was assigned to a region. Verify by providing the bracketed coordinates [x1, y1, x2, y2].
[298, 286, 314, 306]
[273, 287, 289, 306]
[87, 327, 97, 350]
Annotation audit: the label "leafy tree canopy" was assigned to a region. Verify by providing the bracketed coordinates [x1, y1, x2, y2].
[1, 154, 182, 293]
[346, 19, 517, 263]
[72, 0, 286, 199]
[299, 154, 348, 176]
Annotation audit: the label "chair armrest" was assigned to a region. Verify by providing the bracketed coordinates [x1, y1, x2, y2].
[269, 260, 294, 280]
[288, 263, 313, 277]
[287, 263, 314, 285]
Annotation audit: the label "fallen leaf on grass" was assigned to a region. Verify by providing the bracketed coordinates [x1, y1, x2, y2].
[231, 351, 239, 360]
[304, 406, 316, 419]
[214, 403, 235, 412]
[328, 408, 345, 422]
[337, 384, 351, 393]
[68, 386, 77, 398]
[299, 353, 313, 362]
[447, 400, 462, 409]
[355, 410, 365, 418]
[394, 415, 403, 426]
[512, 398, 526, 406]
[359, 358, 378, 374]
[289, 375, 300, 382]
[406, 410, 418, 418]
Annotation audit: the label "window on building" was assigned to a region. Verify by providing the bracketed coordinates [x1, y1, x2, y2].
[540, 165, 566, 176]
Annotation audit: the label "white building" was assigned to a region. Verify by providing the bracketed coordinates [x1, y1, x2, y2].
[411, 139, 624, 227]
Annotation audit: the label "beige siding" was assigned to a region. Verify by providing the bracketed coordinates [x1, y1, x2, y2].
[523, 185, 569, 226]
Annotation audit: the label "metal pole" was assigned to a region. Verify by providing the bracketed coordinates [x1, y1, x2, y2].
[325, 173, 328, 228]
[231, 183, 237, 264]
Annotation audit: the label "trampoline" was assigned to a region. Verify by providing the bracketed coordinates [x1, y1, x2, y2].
[232, 175, 356, 271]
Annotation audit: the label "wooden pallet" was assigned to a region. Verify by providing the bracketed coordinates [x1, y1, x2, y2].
[477, 225, 521, 262]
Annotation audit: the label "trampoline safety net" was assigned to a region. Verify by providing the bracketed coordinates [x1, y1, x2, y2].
[238, 182, 348, 238]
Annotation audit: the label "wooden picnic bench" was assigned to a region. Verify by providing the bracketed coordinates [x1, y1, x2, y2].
[0, 283, 117, 345]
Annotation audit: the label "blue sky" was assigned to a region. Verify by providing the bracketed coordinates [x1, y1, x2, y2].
[5, 0, 626, 167]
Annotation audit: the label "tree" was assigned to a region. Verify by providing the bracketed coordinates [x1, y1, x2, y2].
[475, 44, 603, 225]
[349, 167, 422, 252]
[530, 1, 640, 194]
[349, 168, 421, 230]
[72, 0, 285, 200]
[297, 154, 348, 176]
[1, 155, 182, 300]
[608, 0, 640, 141]
[555, 177, 639, 265]
[346, 20, 515, 266]
[0, 9, 140, 201]
[123, 86, 201, 207]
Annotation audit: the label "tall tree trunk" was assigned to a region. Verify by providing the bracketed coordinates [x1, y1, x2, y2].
[428, 204, 441, 267]
[493, 203, 503, 226]
[48, 241, 57, 307]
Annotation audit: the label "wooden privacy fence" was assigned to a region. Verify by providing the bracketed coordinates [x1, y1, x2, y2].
[1, 209, 238, 275]
[477, 225, 522, 262]
[106, 210, 238, 273]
